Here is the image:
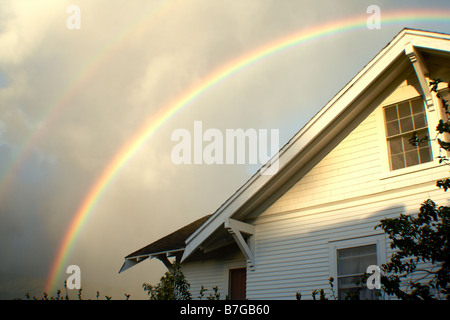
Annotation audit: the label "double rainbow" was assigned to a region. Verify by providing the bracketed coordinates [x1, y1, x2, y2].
[24, 9, 449, 293]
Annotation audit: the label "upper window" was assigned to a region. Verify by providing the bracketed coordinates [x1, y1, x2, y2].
[383, 97, 433, 170]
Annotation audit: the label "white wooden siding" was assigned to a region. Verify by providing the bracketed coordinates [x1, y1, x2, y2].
[182, 260, 227, 299]
[249, 185, 449, 299]
[248, 75, 450, 299]
[182, 253, 245, 300]
[179, 60, 450, 300]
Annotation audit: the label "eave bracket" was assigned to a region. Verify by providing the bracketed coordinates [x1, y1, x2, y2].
[405, 44, 434, 111]
[224, 218, 255, 270]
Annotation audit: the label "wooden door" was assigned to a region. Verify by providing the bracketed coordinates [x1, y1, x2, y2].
[229, 268, 246, 300]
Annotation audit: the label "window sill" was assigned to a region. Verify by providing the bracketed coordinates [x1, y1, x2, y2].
[379, 160, 445, 180]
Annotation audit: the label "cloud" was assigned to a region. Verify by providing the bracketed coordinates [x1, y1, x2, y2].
[0, 1, 67, 66]
[0, 0, 449, 299]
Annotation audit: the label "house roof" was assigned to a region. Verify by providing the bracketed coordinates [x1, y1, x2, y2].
[126, 214, 212, 258]
[180, 28, 450, 263]
[119, 214, 211, 273]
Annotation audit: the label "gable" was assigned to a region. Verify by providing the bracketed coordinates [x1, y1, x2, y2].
[261, 67, 449, 217]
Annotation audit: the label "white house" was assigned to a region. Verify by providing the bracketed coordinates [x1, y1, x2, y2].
[120, 28, 450, 300]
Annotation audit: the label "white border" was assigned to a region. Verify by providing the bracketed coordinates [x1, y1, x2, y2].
[328, 234, 386, 298]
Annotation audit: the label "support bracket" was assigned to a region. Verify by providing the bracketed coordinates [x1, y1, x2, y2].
[224, 218, 255, 270]
[405, 44, 434, 111]
[154, 253, 173, 270]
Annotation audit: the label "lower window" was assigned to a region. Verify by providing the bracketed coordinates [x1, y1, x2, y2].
[337, 244, 378, 300]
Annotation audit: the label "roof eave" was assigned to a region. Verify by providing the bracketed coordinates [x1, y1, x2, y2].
[119, 248, 185, 273]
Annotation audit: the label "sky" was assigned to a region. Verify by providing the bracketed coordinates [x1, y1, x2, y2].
[0, 0, 449, 300]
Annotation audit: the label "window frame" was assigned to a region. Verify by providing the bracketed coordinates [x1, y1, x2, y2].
[384, 97, 433, 170]
[377, 92, 442, 179]
[328, 234, 386, 300]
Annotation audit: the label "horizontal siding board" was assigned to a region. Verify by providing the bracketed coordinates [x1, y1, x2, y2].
[248, 280, 334, 300]
[247, 268, 329, 284]
[256, 210, 386, 236]
[254, 256, 329, 272]
[260, 182, 449, 223]
[245, 58, 450, 299]
[256, 216, 390, 244]
[183, 266, 223, 283]
[249, 189, 449, 299]
[248, 279, 329, 291]
[249, 162, 448, 296]
[248, 277, 329, 292]
[253, 260, 329, 274]
[182, 255, 246, 300]
[178, 61, 450, 299]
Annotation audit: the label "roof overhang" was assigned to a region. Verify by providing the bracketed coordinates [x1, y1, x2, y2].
[181, 29, 450, 264]
[120, 215, 211, 273]
[119, 248, 185, 273]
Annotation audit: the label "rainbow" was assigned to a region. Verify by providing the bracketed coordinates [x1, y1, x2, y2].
[44, 9, 450, 293]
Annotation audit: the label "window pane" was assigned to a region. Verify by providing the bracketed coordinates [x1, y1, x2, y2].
[416, 129, 430, 146]
[419, 146, 432, 163]
[405, 150, 419, 167]
[389, 137, 403, 154]
[411, 98, 425, 115]
[337, 276, 378, 300]
[384, 106, 398, 122]
[338, 287, 357, 300]
[386, 120, 400, 136]
[338, 285, 378, 300]
[398, 101, 411, 118]
[338, 244, 376, 259]
[403, 135, 416, 152]
[337, 245, 377, 276]
[391, 153, 405, 170]
[400, 116, 414, 133]
[338, 275, 361, 289]
[413, 113, 426, 129]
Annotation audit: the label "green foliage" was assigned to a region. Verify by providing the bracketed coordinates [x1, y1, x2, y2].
[22, 280, 128, 300]
[198, 285, 221, 300]
[372, 79, 450, 300]
[296, 277, 337, 300]
[311, 289, 326, 300]
[376, 199, 450, 300]
[142, 262, 223, 300]
[198, 285, 207, 299]
[436, 178, 450, 192]
[207, 286, 221, 300]
[430, 79, 450, 190]
[142, 262, 192, 300]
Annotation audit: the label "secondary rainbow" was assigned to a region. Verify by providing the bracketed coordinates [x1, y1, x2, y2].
[45, 9, 450, 293]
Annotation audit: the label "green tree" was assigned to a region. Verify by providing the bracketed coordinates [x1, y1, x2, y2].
[142, 262, 192, 300]
[376, 199, 450, 299]
[372, 79, 450, 300]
